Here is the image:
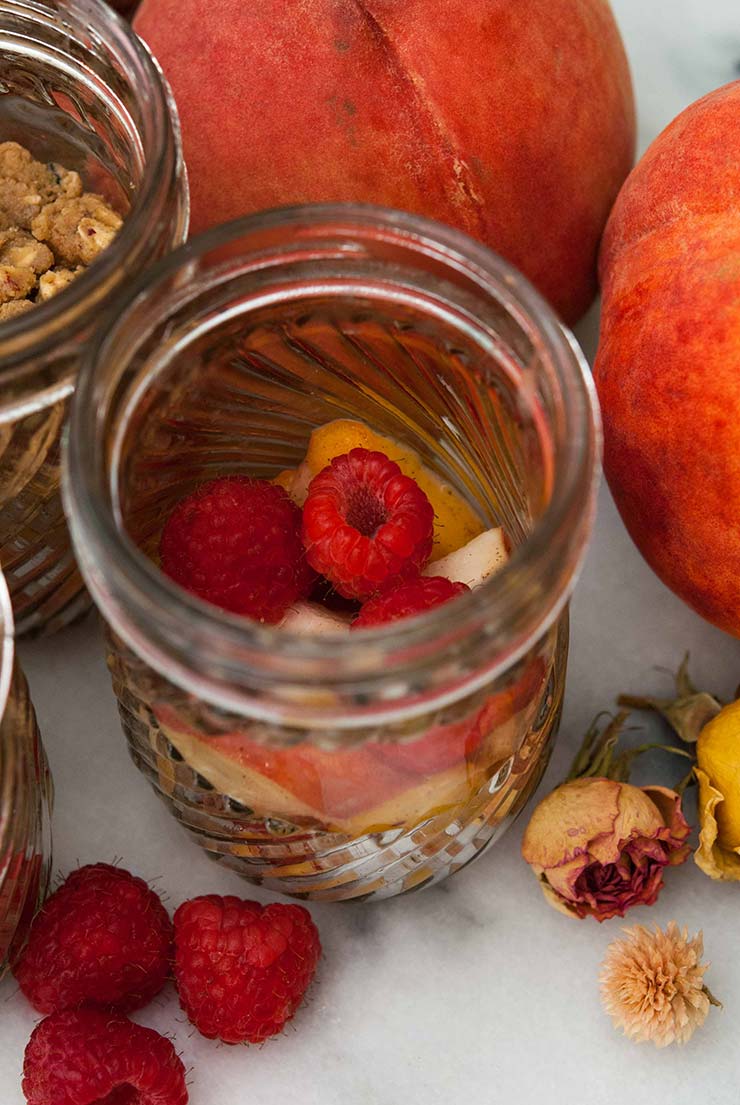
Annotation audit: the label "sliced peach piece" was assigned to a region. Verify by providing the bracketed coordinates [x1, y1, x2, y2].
[370, 714, 481, 778]
[272, 469, 295, 495]
[157, 712, 325, 824]
[153, 659, 545, 836]
[156, 704, 419, 825]
[370, 655, 547, 779]
[342, 762, 475, 835]
[426, 527, 508, 588]
[280, 601, 352, 635]
[158, 708, 486, 835]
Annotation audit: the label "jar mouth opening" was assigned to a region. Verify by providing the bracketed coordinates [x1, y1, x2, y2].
[65, 204, 601, 717]
[0, 0, 185, 384]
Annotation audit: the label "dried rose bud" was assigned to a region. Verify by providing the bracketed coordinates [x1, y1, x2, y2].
[600, 923, 720, 1047]
[619, 657, 740, 881]
[521, 777, 690, 921]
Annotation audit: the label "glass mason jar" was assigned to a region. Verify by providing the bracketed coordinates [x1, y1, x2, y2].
[64, 206, 600, 902]
[0, 0, 189, 636]
[0, 563, 52, 973]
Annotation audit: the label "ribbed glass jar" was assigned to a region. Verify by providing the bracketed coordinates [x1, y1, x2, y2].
[0, 0, 189, 635]
[0, 564, 52, 974]
[64, 205, 600, 901]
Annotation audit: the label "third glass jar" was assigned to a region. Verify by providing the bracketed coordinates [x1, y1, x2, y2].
[64, 205, 600, 901]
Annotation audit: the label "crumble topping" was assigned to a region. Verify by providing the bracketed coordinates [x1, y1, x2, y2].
[0, 141, 122, 323]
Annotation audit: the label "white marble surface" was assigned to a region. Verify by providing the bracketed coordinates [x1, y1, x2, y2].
[4, 1, 740, 1100]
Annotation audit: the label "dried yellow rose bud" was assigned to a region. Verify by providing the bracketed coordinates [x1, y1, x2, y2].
[695, 699, 740, 880]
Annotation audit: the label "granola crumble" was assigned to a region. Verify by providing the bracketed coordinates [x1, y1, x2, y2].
[0, 141, 122, 322]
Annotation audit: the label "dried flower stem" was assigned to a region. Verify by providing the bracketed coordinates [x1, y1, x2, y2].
[566, 711, 695, 785]
[618, 654, 723, 746]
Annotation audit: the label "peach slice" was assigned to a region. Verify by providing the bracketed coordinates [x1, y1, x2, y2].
[280, 601, 351, 635]
[156, 705, 420, 825]
[157, 708, 477, 835]
[426, 527, 508, 588]
[343, 763, 475, 836]
[154, 665, 545, 836]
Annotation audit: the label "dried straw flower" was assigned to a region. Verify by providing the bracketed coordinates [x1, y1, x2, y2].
[600, 922, 720, 1047]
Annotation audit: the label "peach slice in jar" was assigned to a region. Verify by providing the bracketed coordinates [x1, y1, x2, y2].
[155, 718, 479, 837]
[369, 654, 547, 777]
[152, 652, 546, 839]
[154, 703, 422, 832]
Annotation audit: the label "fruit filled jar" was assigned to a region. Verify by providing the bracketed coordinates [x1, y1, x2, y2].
[0, 0, 188, 635]
[0, 564, 52, 972]
[64, 206, 599, 901]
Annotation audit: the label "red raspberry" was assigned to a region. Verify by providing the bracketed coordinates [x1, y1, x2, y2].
[14, 863, 172, 1015]
[353, 576, 470, 628]
[302, 448, 435, 600]
[160, 476, 315, 622]
[174, 895, 321, 1044]
[22, 1009, 188, 1105]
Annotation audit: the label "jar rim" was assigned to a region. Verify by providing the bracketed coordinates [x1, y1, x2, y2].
[64, 203, 601, 724]
[0, 0, 187, 389]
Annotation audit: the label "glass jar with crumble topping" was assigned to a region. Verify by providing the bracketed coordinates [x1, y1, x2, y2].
[64, 206, 599, 902]
[0, 562, 52, 973]
[0, 0, 188, 635]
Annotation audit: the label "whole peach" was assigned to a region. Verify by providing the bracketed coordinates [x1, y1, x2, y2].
[595, 82, 740, 634]
[134, 0, 634, 324]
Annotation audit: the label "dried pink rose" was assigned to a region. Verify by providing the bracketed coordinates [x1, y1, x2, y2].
[521, 777, 691, 921]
